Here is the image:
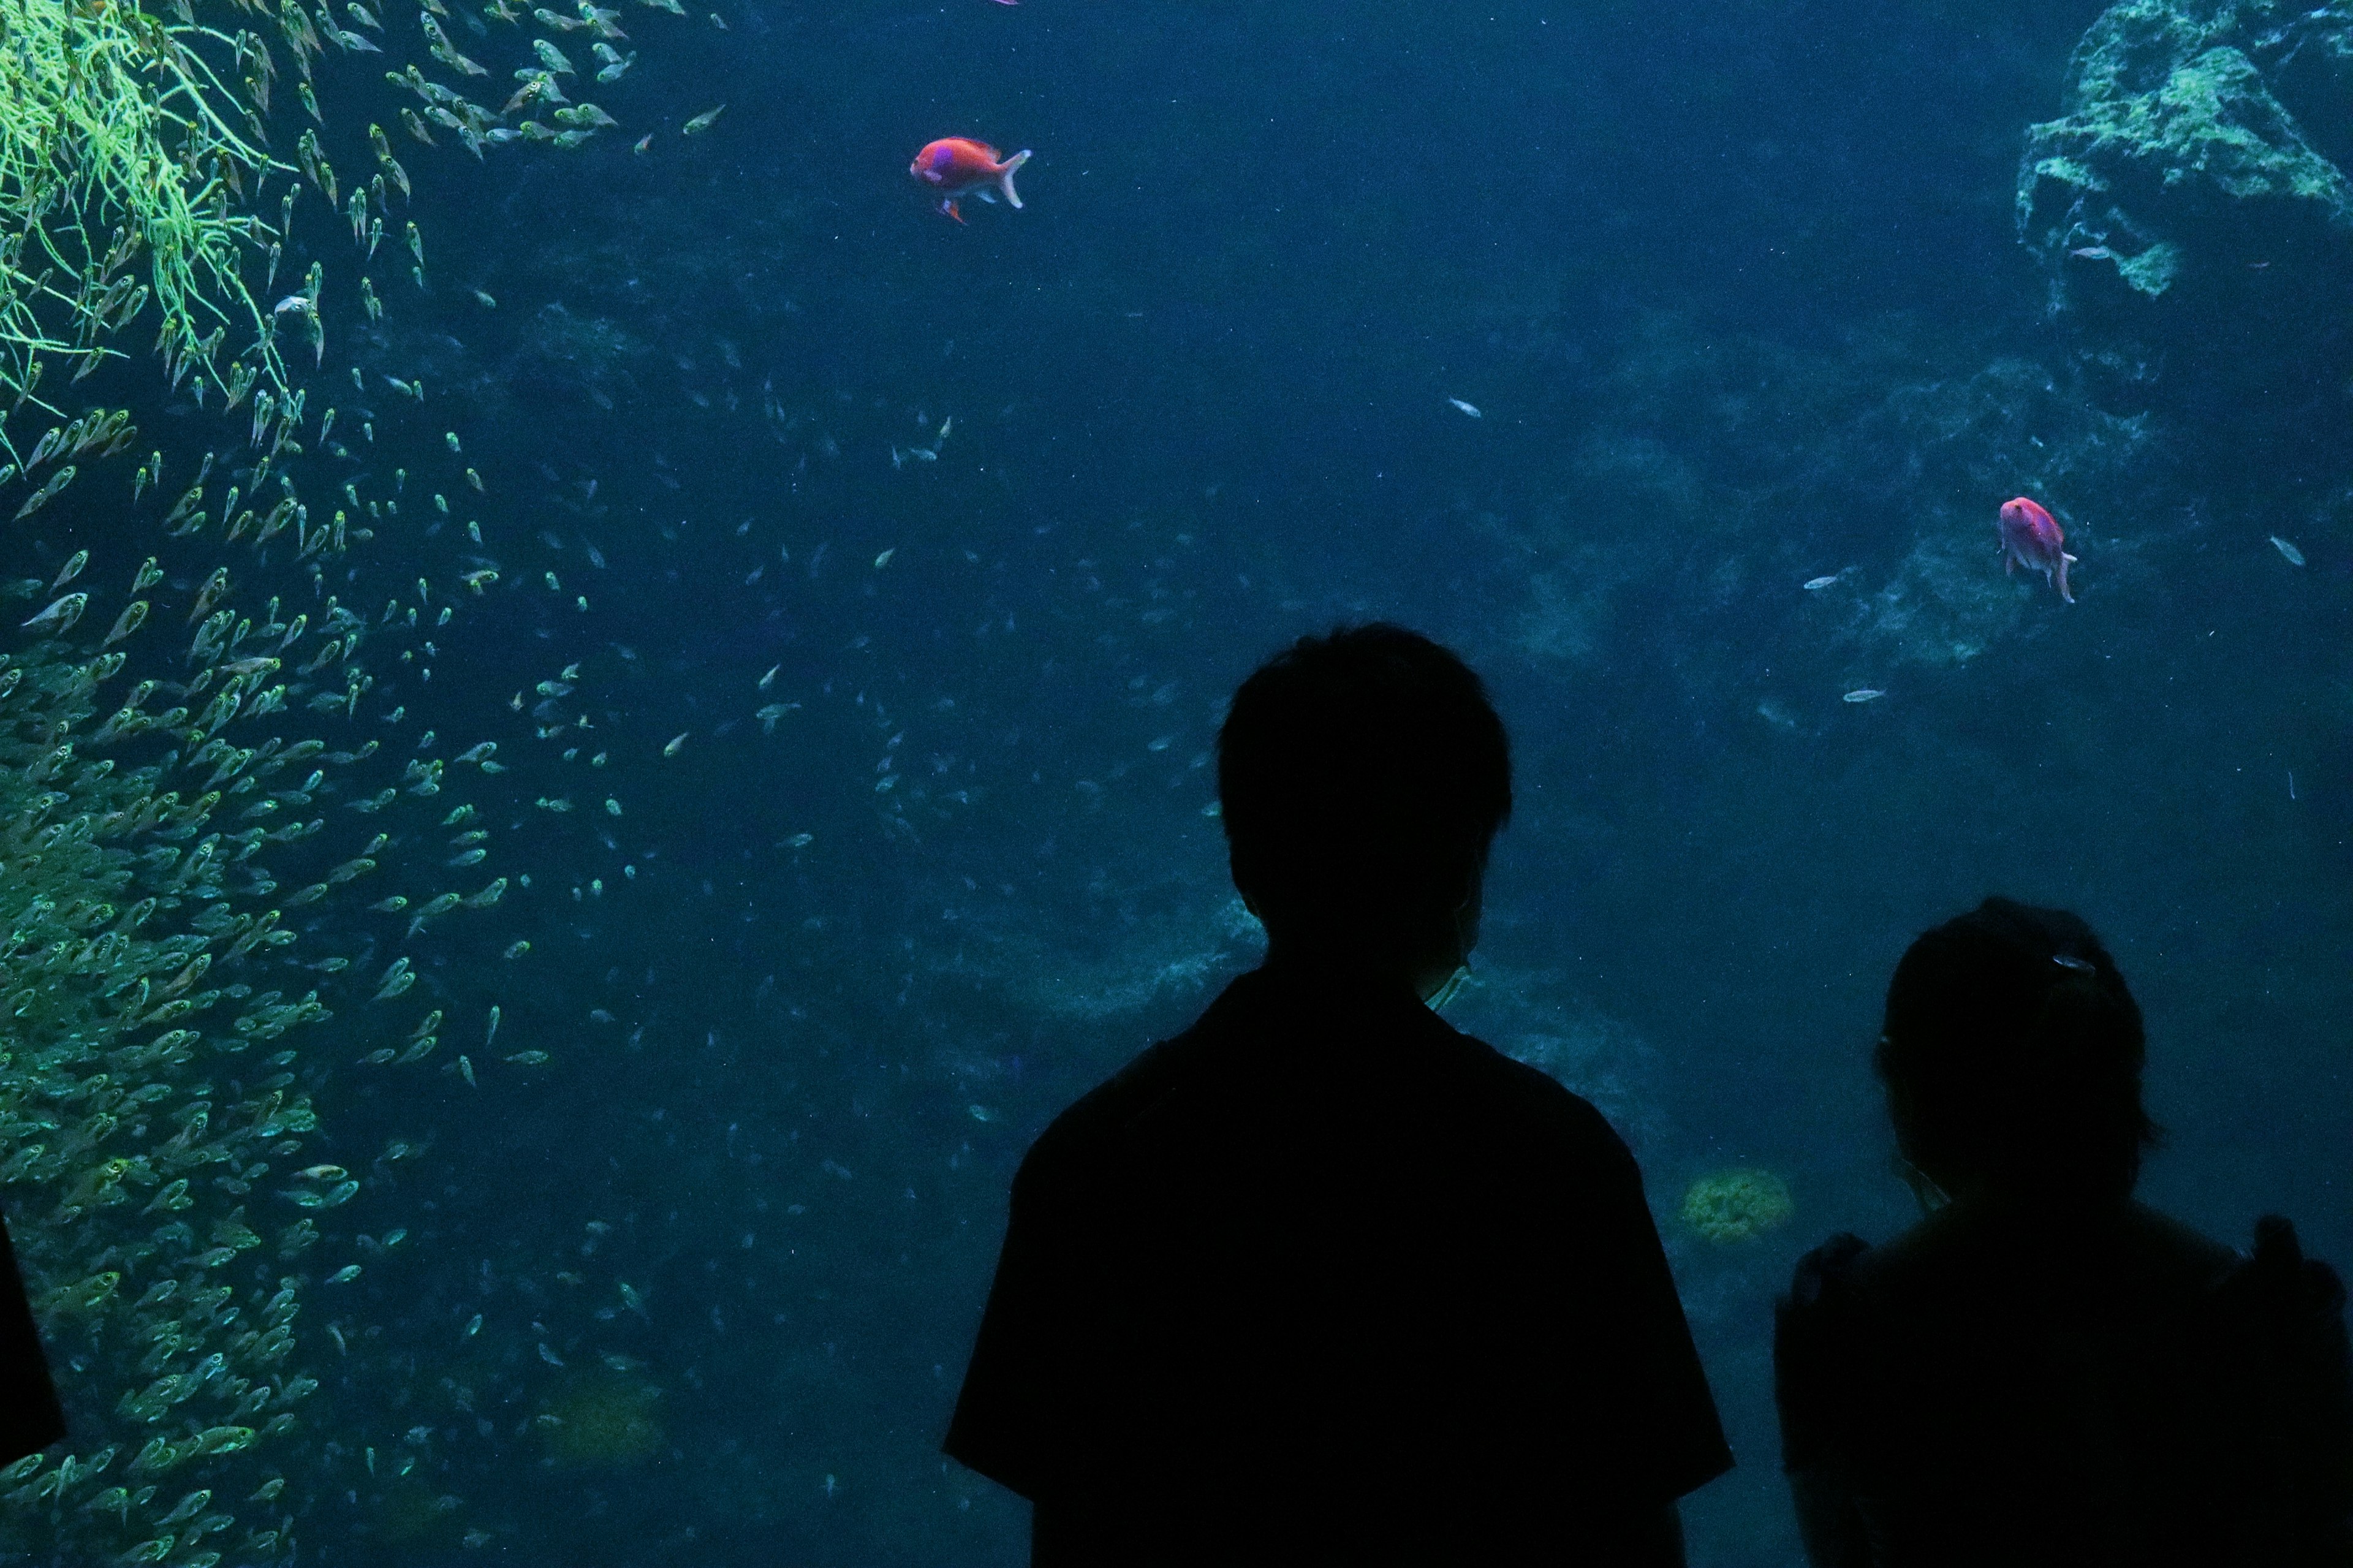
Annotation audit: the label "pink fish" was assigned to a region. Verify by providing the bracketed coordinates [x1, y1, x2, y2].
[909, 137, 1031, 224]
[1998, 496, 2076, 603]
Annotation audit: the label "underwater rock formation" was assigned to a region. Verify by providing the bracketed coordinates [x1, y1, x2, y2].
[2018, 0, 2353, 447]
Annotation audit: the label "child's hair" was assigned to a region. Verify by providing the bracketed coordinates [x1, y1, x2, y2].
[1875, 898, 2159, 1204]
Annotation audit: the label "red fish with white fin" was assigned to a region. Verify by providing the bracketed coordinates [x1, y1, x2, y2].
[1998, 496, 2076, 603]
[911, 138, 1030, 223]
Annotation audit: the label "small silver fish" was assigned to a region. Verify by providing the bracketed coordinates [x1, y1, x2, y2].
[2270, 535, 2306, 567]
[1842, 688, 1885, 703]
[1447, 398, 1482, 418]
[1802, 575, 1840, 591]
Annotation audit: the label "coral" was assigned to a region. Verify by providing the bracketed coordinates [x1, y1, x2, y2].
[2018, 0, 2353, 442]
[1679, 1168, 1795, 1244]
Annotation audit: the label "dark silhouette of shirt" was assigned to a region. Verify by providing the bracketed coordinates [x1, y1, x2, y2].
[947, 964, 1731, 1563]
[0, 1201, 63, 1466]
[1776, 1203, 2353, 1568]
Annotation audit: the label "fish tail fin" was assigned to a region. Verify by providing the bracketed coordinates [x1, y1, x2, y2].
[999, 148, 1030, 210]
[2055, 555, 2075, 604]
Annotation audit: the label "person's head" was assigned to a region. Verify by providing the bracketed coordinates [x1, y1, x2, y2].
[1216, 624, 1512, 990]
[1875, 897, 2159, 1208]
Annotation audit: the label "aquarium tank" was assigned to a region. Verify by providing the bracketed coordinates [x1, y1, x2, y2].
[0, 0, 2343, 1560]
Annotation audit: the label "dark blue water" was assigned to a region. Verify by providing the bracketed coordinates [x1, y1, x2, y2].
[9, 0, 2351, 1561]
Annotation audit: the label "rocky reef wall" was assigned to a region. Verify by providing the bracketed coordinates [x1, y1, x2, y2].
[2019, 0, 2353, 469]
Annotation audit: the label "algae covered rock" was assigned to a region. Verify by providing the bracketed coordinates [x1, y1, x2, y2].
[2018, 0, 2353, 441]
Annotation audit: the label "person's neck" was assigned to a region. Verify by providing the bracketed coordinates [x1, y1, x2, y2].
[1938, 1183, 2137, 1228]
[1259, 940, 1457, 1004]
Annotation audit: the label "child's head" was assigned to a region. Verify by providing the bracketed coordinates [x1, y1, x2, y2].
[1876, 898, 2158, 1205]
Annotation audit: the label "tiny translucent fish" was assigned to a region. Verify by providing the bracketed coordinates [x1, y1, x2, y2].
[779, 831, 814, 849]
[458, 1054, 476, 1086]
[327, 1264, 362, 1284]
[2270, 535, 2306, 567]
[663, 731, 688, 756]
[464, 1314, 482, 1337]
[874, 548, 895, 568]
[1842, 688, 1885, 704]
[1802, 575, 1840, 591]
[505, 1050, 551, 1066]
[21, 593, 88, 635]
[1447, 398, 1481, 418]
[759, 664, 779, 689]
[682, 103, 726, 135]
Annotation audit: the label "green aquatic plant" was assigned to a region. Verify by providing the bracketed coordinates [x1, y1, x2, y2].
[0, 0, 298, 433]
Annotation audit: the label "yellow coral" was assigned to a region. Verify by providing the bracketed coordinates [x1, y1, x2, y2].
[1680, 1168, 1795, 1243]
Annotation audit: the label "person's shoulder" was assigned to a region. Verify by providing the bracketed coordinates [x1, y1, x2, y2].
[1443, 1025, 1634, 1167]
[1014, 1034, 1184, 1186]
[2121, 1201, 2240, 1287]
[1010, 986, 1243, 1192]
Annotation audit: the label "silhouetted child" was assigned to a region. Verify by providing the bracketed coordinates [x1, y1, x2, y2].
[947, 624, 1731, 1565]
[1776, 898, 2353, 1567]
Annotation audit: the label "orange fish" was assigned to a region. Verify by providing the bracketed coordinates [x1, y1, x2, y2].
[910, 137, 1031, 224]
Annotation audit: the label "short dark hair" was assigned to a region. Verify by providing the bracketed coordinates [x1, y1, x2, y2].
[1216, 624, 1511, 955]
[1875, 897, 2159, 1203]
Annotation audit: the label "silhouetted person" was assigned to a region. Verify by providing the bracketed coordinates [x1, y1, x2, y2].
[947, 624, 1731, 1565]
[0, 1199, 64, 1466]
[1776, 898, 2353, 1568]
